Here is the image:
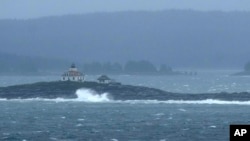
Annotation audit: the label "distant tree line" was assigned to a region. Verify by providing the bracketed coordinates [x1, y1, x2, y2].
[0, 52, 69, 75]
[83, 62, 123, 74]
[0, 53, 38, 74]
[0, 52, 193, 75]
[82, 60, 178, 75]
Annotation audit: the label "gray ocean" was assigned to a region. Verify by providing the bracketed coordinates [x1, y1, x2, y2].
[1, 70, 250, 141]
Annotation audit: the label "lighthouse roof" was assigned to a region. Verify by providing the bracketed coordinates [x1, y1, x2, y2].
[61, 63, 83, 77]
[97, 75, 111, 81]
[71, 63, 76, 68]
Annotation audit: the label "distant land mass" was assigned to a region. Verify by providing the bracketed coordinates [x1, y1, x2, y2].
[1, 10, 250, 68]
[0, 52, 70, 75]
[0, 52, 193, 75]
[232, 61, 250, 76]
[0, 81, 250, 101]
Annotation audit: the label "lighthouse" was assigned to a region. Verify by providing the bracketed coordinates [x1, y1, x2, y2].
[61, 63, 84, 82]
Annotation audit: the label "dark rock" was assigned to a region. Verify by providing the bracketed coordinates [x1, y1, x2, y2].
[0, 81, 250, 101]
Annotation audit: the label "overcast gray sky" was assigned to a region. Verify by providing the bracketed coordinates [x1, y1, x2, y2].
[1, 0, 250, 19]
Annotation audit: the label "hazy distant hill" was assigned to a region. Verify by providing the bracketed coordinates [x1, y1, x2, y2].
[232, 61, 250, 76]
[0, 52, 70, 74]
[1, 10, 250, 68]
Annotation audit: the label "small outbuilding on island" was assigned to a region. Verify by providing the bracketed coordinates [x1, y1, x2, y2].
[61, 63, 84, 82]
[97, 75, 121, 85]
[97, 75, 111, 83]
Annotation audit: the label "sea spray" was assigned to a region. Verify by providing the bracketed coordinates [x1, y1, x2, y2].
[0, 88, 112, 103]
[1, 90, 250, 105]
[117, 99, 250, 105]
[1, 98, 250, 105]
[75, 88, 111, 102]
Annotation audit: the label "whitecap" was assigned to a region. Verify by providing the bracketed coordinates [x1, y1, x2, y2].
[178, 108, 187, 112]
[0, 98, 7, 101]
[77, 118, 85, 121]
[76, 124, 83, 127]
[155, 113, 165, 116]
[50, 137, 59, 141]
[33, 131, 43, 133]
[117, 99, 250, 105]
[167, 117, 173, 120]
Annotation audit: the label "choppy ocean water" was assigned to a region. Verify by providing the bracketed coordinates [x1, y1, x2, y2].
[0, 70, 250, 141]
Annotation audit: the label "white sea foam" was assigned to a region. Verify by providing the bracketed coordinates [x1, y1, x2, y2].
[76, 124, 83, 127]
[77, 118, 85, 121]
[1, 89, 250, 105]
[0, 98, 7, 101]
[178, 108, 187, 112]
[75, 89, 111, 102]
[116, 99, 250, 105]
[155, 113, 165, 116]
[0, 88, 111, 103]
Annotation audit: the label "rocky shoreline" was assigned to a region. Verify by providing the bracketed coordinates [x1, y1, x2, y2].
[0, 81, 250, 101]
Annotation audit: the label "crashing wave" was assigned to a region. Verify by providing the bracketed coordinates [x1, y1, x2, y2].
[0, 88, 111, 103]
[75, 88, 111, 102]
[1, 89, 250, 105]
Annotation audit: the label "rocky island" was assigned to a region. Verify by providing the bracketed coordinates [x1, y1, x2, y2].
[0, 81, 250, 101]
[1, 63, 249, 101]
[232, 62, 250, 76]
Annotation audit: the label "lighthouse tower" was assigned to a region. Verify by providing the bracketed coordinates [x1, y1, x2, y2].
[61, 63, 84, 82]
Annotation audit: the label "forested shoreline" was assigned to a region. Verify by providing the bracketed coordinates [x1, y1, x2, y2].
[0, 53, 194, 75]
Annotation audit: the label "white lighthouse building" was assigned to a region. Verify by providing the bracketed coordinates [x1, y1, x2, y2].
[61, 63, 84, 82]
